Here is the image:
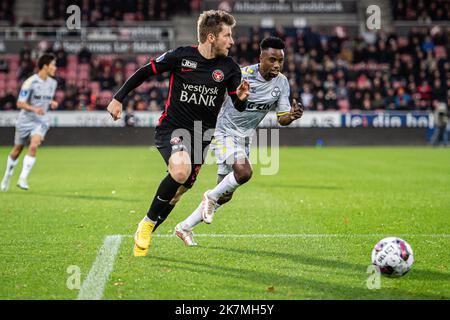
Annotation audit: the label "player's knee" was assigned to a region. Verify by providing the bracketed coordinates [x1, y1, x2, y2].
[11, 147, 22, 159]
[170, 168, 191, 184]
[28, 144, 38, 153]
[234, 167, 252, 184]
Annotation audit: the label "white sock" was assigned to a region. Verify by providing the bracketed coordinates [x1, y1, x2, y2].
[143, 216, 157, 225]
[208, 172, 240, 200]
[182, 202, 222, 230]
[19, 155, 36, 180]
[4, 156, 19, 177]
[181, 202, 203, 230]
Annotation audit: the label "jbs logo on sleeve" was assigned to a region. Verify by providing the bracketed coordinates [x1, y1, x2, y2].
[181, 59, 197, 69]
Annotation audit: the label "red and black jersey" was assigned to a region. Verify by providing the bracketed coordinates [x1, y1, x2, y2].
[148, 46, 241, 134]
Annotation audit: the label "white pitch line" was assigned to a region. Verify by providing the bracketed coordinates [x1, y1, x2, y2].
[77, 235, 123, 300]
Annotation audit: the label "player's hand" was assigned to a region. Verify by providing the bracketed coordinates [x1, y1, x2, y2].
[107, 99, 123, 121]
[289, 99, 304, 121]
[34, 107, 45, 115]
[236, 80, 250, 101]
[50, 100, 58, 110]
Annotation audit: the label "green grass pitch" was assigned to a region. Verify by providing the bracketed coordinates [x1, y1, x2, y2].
[0, 146, 449, 299]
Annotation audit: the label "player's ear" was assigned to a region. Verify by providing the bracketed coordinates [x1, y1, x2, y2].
[207, 33, 215, 43]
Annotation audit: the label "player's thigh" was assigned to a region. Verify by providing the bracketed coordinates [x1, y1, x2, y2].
[29, 134, 43, 148]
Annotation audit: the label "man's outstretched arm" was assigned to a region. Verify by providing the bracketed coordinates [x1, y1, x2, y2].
[107, 63, 156, 120]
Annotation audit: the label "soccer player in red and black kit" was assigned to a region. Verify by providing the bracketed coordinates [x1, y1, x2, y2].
[107, 10, 250, 256]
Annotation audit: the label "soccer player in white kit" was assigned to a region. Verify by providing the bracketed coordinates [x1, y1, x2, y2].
[1, 53, 58, 191]
[173, 37, 303, 245]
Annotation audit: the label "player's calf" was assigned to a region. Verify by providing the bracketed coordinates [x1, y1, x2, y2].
[218, 192, 233, 205]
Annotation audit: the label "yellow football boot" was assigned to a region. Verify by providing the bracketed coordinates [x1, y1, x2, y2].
[133, 219, 155, 257]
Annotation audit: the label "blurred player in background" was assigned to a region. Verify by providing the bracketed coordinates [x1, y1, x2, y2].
[107, 10, 250, 257]
[174, 37, 304, 246]
[1, 53, 58, 192]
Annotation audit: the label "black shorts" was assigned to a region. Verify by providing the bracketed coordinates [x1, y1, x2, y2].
[155, 129, 211, 189]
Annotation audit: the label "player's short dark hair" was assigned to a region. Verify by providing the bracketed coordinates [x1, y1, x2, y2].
[197, 10, 236, 43]
[37, 53, 56, 70]
[260, 37, 285, 51]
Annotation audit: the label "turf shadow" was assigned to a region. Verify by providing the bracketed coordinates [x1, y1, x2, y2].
[151, 255, 447, 300]
[205, 245, 450, 284]
[9, 191, 139, 202]
[257, 183, 342, 190]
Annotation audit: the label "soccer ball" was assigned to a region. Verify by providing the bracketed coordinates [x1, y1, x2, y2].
[371, 237, 414, 277]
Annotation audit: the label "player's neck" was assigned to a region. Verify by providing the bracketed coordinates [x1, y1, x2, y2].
[259, 69, 272, 81]
[197, 43, 216, 60]
[37, 70, 48, 81]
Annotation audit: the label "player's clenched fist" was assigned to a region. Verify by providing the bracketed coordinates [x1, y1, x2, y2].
[236, 79, 250, 101]
[289, 98, 304, 121]
[107, 99, 123, 121]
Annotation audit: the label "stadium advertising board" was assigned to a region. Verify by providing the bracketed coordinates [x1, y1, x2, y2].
[203, 0, 357, 13]
[258, 111, 341, 127]
[0, 111, 434, 128]
[0, 40, 169, 54]
[342, 112, 434, 128]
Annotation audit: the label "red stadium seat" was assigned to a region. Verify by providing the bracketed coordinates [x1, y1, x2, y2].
[78, 64, 90, 72]
[137, 55, 149, 66]
[67, 55, 78, 64]
[6, 80, 18, 91]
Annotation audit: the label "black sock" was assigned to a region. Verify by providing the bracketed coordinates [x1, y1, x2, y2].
[147, 174, 181, 221]
[153, 203, 176, 232]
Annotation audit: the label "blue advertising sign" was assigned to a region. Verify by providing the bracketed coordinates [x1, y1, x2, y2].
[342, 112, 433, 128]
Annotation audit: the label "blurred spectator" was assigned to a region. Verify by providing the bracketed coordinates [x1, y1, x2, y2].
[78, 46, 92, 64]
[430, 102, 449, 146]
[0, 89, 16, 110]
[98, 65, 116, 90]
[393, 0, 449, 21]
[17, 60, 34, 82]
[124, 101, 136, 127]
[0, 59, 9, 73]
[55, 45, 68, 68]
[395, 88, 412, 110]
[300, 84, 314, 110]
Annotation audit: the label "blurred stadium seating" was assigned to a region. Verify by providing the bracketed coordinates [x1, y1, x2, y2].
[0, 0, 448, 113]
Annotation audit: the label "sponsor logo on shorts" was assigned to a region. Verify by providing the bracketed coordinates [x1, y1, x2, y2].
[170, 136, 182, 145]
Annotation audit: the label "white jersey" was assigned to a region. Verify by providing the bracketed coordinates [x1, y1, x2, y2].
[215, 63, 291, 138]
[16, 74, 57, 126]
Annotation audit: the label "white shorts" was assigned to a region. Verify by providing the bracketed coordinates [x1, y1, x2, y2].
[211, 134, 252, 175]
[14, 121, 49, 145]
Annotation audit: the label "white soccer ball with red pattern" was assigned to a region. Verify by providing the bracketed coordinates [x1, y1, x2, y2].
[371, 237, 414, 277]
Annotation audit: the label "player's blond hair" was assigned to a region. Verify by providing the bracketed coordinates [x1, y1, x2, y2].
[197, 10, 236, 43]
